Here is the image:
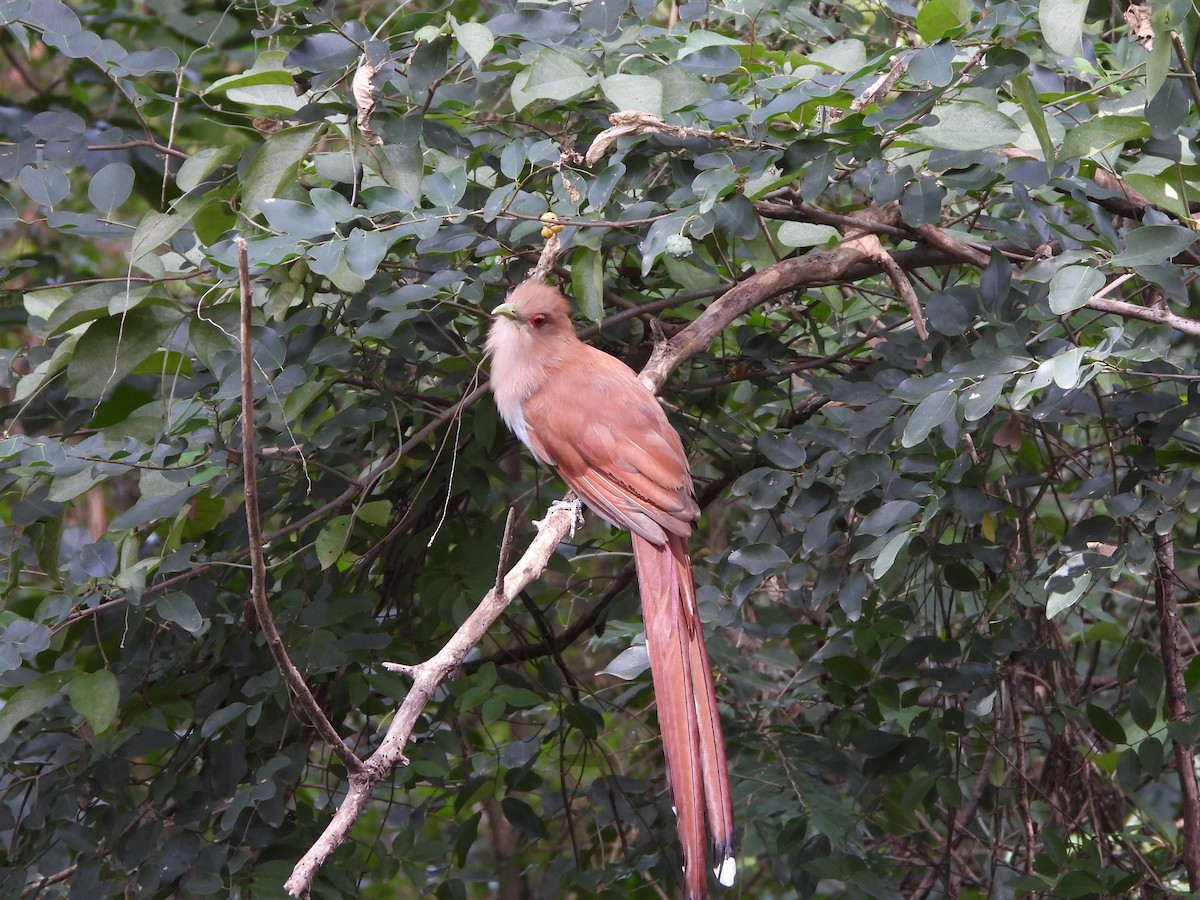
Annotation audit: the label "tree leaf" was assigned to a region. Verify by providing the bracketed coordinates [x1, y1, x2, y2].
[961, 374, 1010, 421]
[316, 515, 352, 570]
[1111, 225, 1198, 267]
[1046, 573, 1092, 618]
[909, 104, 1022, 151]
[871, 530, 912, 579]
[570, 245, 604, 324]
[1086, 703, 1126, 745]
[902, 389, 956, 447]
[67, 669, 120, 734]
[511, 49, 595, 112]
[728, 543, 791, 575]
[0, 673, 72, 744]
[601, 73, 663, 118]
[66, 306, 182, 398]
[1059, 116, 1151, 162]
[451, 19, 494, 67]
[1039, 0, 1087, 58]
[500, 797, 545, 838]
[87, 162, 134, 215]
[19, 162, 70, 207]
[916, 0, 968, 42]
[1011, 72, 1056, 163]
[156, 592, 204, 634]
[1048, 264, 1104, 313]
[205, 50, 307, 112]
[241, 123, 326, 221]
[598, 644, 650, 680]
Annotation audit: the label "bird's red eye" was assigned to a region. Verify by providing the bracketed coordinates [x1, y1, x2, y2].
[530, 313, 549, 328]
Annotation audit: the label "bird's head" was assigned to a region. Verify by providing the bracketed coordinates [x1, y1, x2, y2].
[487, 281, 578, 358]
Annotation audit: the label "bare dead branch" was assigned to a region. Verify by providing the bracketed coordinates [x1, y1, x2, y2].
[851, 53, 910, 111]
[283, 501, 579, 897]
[913, 223, 992, 268]
[585, 110, 752, 167]
[847, 228, 929, 340]
[237, 236, 364, 777]
[1085, 295, 1200, 338]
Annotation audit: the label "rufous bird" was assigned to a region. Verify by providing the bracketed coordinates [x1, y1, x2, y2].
[487, 280, 735, 898]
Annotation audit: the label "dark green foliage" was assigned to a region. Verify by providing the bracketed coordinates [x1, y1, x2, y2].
[3, 0, 1200, 897]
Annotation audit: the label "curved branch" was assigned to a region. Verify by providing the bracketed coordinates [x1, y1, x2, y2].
[639, 204, 905, 390]
[237, 237, 364, 776]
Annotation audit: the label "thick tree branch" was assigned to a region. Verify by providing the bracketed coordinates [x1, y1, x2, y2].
[639, 204, 905, 390]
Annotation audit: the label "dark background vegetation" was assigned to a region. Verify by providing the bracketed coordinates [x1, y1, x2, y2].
[3, 0, 1200, 896]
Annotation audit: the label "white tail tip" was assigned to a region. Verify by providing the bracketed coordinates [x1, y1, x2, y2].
[715, 855, 736, 887]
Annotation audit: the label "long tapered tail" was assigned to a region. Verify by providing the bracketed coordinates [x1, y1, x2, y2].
[632, 533, 735, 899]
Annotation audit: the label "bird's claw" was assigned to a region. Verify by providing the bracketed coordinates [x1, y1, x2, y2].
[534, 498, 584, 539]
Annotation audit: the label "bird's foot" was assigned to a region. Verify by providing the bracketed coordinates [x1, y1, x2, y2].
[535, 497, 584, 539]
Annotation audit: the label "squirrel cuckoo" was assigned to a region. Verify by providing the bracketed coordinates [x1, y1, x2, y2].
[487, 281, 735, 898]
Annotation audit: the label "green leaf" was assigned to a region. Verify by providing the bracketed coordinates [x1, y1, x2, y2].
[824, 655, 872, 686]
[88, 162, 134, 214]
[156, 592, 204, 634]
[571, 246, 604, 324]
[916, 0, 968, 42]
[1059, 116, 1151, 162]
[1146, 26, 1172, 99]
[66, 306, 182, 398]
[451, 19, 494, 67]
[176, 145, 241, 194]
[129, 194, 204, 266]
[1039, 0, 1088, 58]
[356, 500, 392, 527]
[961, 374, 1009, 421]
[205, 50, 307, 112]
[0, 672, 72, 744]
[1048, 264, 1104, 314]
[600, 74, 663, 118]
[316, 515, 352, 570]
[511, 49, 595, 112]
[902, 389, 956, 447]
[500, 797, 545, 838]
[1011, 72, 1056, 164]
[44, 283, 148, 336]
[1051, 347, 1085, 390]
[261, 197, 336, 238]
[1046, 573, 1092, 618]
[908, 103, 1022, 152]
[67, 668, 120, 734]
[1086, 704, 1126, 745]
[1124, 173, 1191, 219]
[871, 530, 911, 579]
[728, 543, 790, 575]
[776, 221, 838, 248]
[241, 123, 326, 221]
[1111, 224, 1198, 267]
[758, 430, 807, 469]
[1010, 358, 1056, 410]
[598, 644, 650, 680]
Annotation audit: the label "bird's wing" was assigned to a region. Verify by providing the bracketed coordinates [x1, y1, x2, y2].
[522, 344, 698, 544]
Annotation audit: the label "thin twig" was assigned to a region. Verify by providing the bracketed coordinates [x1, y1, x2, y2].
[237, 236, 364, 776]
[1170, 31, 1200, 114]
[1153, 527, 1200, 887]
